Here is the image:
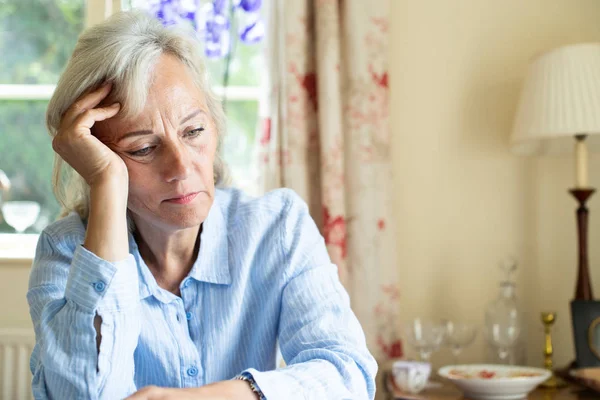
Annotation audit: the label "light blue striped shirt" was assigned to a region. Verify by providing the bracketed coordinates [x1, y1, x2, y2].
[27, 188, 377, 399]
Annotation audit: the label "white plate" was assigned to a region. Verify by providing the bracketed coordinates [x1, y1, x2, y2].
[438, 364, 551, 400]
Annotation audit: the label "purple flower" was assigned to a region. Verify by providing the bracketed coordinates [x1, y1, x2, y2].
[239, 19, 264, 44]
[152, 0, 199, 27]
[238, 0, 262, 13]
[205, 28, 230, 58]
[212, 0, 228, 15]
[147, 0, 264, 59]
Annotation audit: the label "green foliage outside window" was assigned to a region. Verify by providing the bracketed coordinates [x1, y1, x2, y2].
[0, 0, 84, 232]
[0, 0, 84, 84]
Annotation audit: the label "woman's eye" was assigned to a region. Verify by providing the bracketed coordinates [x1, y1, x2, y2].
[185, 127, 205, 138]
[129, 146, 155, 156]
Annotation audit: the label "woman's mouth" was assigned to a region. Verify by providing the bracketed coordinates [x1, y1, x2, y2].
[164, 192, 200, 205]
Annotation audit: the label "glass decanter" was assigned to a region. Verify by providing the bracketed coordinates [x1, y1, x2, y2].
[484, 256, 526, 365]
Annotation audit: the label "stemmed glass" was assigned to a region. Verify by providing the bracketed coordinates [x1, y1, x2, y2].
[444, 321, 477, 364]
[0, 171, 41, 234]
[1, 201, 41, 233]
[403, 319, 446, 363]
[484, 320, 521, 364]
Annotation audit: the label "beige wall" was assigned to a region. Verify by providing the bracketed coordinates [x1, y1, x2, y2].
[390, 0, 600, 368]
[0, 259, 34, 329]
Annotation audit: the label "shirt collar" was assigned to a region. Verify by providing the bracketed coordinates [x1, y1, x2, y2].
[188, 197, 231, 285]
[130, 195, 231, 302]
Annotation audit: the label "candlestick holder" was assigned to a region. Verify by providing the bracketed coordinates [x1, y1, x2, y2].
[569, 188, 595, 301]
[540, 312, 567, 388]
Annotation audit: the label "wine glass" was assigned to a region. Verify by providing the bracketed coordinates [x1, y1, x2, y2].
[444, 321, 477, 364]
[403, 319, 445, 363]
[484, 320, 521, 364]
[0, 171, 41, 234]
[1, 201, 41, 233]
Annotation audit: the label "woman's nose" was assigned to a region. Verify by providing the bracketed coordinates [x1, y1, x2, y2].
[162, 142, 192, 182]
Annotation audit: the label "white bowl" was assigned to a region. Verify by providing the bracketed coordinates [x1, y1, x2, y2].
[438, 364, 551, 400]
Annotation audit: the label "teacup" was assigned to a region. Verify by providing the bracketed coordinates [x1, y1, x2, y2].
[392, 360, 431, 394]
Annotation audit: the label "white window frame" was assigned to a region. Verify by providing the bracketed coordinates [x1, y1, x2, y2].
[0, 234, 40, 265]
[0, 85, 260, 101]
[0, 0, 261, 263]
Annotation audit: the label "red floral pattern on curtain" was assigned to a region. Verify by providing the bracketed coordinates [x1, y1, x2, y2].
[259, 0, 400, 368]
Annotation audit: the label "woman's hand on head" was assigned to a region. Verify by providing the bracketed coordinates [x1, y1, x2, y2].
[125, 380, 258, 400]
[52, 82, 127, 188]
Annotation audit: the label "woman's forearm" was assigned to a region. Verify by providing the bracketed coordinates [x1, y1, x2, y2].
[29, 228, 141, 399]
[84, 177, 129, 262]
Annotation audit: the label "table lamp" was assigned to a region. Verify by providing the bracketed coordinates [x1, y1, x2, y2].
[511, 43, 600, 367]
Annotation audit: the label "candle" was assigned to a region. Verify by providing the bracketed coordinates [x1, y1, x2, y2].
[575, 136, 589, 188]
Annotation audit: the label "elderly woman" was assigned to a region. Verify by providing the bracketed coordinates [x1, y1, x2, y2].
[27, 10, 376, 400]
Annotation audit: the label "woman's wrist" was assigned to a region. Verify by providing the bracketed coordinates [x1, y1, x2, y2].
[231, 379, 261, 400]
[189, 379, 259, 400]
[235, 373, 264, 400]
[85, 178, 129, 262]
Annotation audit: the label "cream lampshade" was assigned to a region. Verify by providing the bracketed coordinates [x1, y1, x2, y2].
[511, 43, 600, 188]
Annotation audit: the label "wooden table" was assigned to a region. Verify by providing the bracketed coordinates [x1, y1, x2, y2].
[394, 383, 600, 400]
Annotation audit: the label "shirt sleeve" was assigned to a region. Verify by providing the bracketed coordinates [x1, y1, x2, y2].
[242, 190, 378, 400]
[27, 230, 141, 400]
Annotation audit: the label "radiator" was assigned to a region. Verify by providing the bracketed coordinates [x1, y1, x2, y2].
[0, 328, 34, 400]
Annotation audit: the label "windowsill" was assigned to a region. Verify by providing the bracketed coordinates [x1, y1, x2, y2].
[0, 234, 38, 265]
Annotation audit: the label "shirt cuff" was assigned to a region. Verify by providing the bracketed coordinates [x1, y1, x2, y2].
[65, 245, 139, 313]
[241, 368, 305, 400]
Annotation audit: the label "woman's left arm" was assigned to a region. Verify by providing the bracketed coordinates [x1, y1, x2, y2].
[125, 380, 257, 400]
[241, 191, 378, 400]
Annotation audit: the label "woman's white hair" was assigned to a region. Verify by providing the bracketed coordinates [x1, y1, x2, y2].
[47, 10, 228, 219]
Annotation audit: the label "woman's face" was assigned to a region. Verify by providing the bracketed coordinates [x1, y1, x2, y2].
[94, 54, 218, 232]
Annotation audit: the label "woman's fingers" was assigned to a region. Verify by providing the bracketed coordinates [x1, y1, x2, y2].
[71, 102, 121, 134]
[52, 90, 127, 186]
[62, 82, 114, 126]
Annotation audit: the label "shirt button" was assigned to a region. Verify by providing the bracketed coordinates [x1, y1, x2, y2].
[187, 366, 199, 377]
[186, 312, 192, 320]
[182, 279, 190, 289]
[93, 281, 106, 292]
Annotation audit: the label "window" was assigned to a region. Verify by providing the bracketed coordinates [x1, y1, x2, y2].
[0, 0, 86, 244]
[0, 0, 263, 248]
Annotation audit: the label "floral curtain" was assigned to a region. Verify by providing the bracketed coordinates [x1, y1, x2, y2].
[259, 0, 402, 375]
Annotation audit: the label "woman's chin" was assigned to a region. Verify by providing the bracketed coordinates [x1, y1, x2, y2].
[163, 210, 207, 230]
[130, 208, 209, 232]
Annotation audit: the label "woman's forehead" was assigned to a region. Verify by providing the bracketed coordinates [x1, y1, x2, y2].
[95, 55, 211, 139]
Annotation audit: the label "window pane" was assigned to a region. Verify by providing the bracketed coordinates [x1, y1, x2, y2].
[207, 40, 263, 88]
[0, 0, 85, 84]
[222, 100, 259, 195]
[0, 101, 58, 233]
